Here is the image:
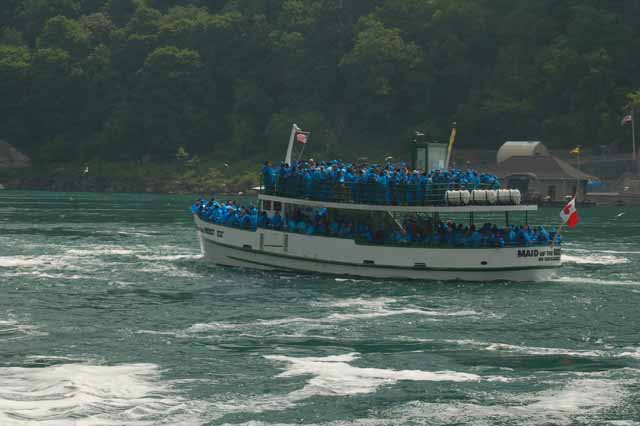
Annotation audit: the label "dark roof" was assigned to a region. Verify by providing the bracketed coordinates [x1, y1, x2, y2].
[489, 155, 598, 181]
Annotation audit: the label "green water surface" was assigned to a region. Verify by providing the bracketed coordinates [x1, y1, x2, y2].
[0, 191, 639, 426]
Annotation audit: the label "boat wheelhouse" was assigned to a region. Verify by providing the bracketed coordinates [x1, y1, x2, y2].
[193, 124, 562, 282]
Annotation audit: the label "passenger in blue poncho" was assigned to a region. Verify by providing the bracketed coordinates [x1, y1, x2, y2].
[517, 226, 532, 246]
[536, 226, 550, 243]
[258, 211, 270, 228]
[391, 229, 409, 244]
[262, 161, 276, 193]
[315, 215, 328, 235]
[191, 199, 202, 214]
[406, 171, 420, 205]
[339, 222, 354, 239]
[331, 219, 344, 236]
[453, 225, 466, 246]
[271, 211, 283, 230]
[356, 223, 373, 242]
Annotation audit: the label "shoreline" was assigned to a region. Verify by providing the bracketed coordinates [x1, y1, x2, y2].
[0, 161, 259, 195]
[0, 175, 259, 196]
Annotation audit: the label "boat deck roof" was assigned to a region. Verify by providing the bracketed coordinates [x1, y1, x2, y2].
[258, 194, 538, 213]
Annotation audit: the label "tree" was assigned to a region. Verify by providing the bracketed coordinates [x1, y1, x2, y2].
[134, 46, 209, 159]
[340, 15, 424, 134]
[17, 0, 82, 43]
[37, 15, 90, 58]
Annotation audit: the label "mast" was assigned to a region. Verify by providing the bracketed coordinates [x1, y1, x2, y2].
[284, 124, 298, 166]
[576, 147, 581, 201]
[632, 107, 636, 161]
[445, 123, 457, 169]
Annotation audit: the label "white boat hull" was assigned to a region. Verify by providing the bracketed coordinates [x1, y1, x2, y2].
[194, 216, 560, 282]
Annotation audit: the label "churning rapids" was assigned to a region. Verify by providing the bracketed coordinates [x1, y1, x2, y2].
[1, 191, 640, 426]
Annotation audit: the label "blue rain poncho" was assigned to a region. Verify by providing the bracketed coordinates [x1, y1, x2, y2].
[271, 214, 283, 230]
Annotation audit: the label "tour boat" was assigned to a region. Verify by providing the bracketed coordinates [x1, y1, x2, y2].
[193, 125, 562, 282]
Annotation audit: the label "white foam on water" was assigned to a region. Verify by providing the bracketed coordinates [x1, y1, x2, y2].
[211, 394, 298, 418]
[0, 318, 47, 341]
[136, 329, 187, 336]
[65, 246, 138, 257]
[314, 297, 398, 309]
[0, 256, 69, 269]
[1, 245, 193, 270]
[136, 254, 201, 261]
[24, 355, 100, 363]
[334, 278, 375, 283]
[0, 362, 213, 426]
[373, 375, 630, 426]
[179, 298, 480, 336]
[568, 248, 640, 255]
[0, 252, 107, 278]
[619, 347, 640, 360]
[182, 310, 443, 335]
[0, 271, 97, 281]
[562, 253, 629, 265]
[116, 229, 157, 237]
[324, 308, 474, 322]
[264, 352, 503, 401]
[186, 317, 320, 333]
[317, 297, 480, 320]
[443, 339, 640, 362]
[137, 263, 199, 278]
[551, 276, 640, 286]
[484, 342, 608, 358]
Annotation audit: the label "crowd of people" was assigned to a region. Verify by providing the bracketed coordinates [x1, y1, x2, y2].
[191, 199, 559, 247]
[262, 159, 501, 205]
[387, 219, 560, 247]
[191, 199, 259, 230]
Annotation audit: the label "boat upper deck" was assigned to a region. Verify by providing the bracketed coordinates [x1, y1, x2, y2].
[261, 159, 527, 212]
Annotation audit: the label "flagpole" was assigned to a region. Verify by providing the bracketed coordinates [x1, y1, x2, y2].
[284, 124, 297, 166]
[550, 222, 564, 249]
[632, 107, 636, 161]
[576, 148, 580, 202]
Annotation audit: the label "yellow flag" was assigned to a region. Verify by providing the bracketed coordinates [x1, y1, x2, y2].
[570, 147, 581, 155]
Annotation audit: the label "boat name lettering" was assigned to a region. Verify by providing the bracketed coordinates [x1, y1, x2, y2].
[517, 249, 539, 258]
[518, 248, 560, 260]
[198, 226, 223, 238]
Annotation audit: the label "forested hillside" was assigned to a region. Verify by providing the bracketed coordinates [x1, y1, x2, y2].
[1, 0, 640, 164]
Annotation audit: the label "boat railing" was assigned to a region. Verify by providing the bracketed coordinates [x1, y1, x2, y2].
[260, 177, 498, 206]
[353, 237, 558, 248]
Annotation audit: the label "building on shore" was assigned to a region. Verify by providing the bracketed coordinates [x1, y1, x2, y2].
[488, 142, 598, 202]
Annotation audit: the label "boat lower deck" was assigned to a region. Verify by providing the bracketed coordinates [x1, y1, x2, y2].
[194, 216, 560, 282]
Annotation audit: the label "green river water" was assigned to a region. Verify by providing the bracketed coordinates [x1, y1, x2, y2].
[1, 191, 639, 425]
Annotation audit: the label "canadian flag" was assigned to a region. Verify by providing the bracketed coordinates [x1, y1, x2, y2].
[560, 196, 579, 228]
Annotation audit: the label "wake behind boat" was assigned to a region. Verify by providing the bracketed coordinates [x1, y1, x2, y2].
[192, 125, 563, 281]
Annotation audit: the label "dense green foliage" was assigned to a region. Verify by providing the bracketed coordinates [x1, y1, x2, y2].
[2, 0, 639, 163]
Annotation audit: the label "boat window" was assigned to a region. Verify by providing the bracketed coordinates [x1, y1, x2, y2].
[262, 200, 272, 211]
[273, 201, 282, 211]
